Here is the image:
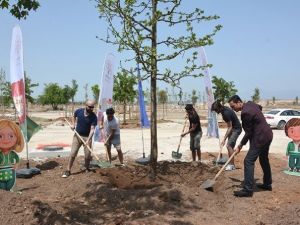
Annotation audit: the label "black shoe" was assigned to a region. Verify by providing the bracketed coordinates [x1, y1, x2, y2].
[256, 183, 272, 191]
[234, 189, 253, 197]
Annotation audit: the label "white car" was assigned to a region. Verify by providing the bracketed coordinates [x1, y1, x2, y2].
[264, 108, 300, 129]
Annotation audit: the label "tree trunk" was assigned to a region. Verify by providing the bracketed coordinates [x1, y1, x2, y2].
[150, 0, 158, 179]
[123, 103, 126, 124]
[129, 104, 131, 120]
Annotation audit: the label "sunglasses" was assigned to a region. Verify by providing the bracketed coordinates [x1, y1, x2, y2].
[86, 105, 94, 109]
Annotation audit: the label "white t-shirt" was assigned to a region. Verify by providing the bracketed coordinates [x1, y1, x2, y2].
[103, 115, 120, 137]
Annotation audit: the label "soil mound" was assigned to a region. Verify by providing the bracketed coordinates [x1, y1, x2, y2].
[0, 154, 299, 225]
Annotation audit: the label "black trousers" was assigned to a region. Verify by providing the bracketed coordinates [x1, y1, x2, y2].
[243, 141, 272, 192]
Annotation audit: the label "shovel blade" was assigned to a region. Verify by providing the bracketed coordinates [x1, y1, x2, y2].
[172, 151, 182, 159]
[97, 161, 114, 168]
[135, 156, 150, 165]
[214, 156, 229, 165]
[201, 179, 216, 191]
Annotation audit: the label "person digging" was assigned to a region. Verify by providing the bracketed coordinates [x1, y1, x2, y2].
[211, 100, 242, 170]
[62, 100, 97, 178]
[101, 108, 124, 166]
[181, 104, 203, 161]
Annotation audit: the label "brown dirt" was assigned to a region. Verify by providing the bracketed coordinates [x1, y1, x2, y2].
[0, 153, 299, 225]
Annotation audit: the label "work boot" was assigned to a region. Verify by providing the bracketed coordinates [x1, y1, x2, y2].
[234, 189, 253, 197]
[256, 183, 272, 191]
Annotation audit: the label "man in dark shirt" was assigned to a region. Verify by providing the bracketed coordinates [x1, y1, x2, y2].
[62, 100, 97, 178]
[211, 100, 242, 171]
[181, 104, 202, 161]
[228, 95, 273, 197]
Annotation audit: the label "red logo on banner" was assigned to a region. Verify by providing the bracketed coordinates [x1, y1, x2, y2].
[11, 79, 26, 124]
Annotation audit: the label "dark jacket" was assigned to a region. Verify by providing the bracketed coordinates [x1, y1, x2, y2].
[240, 101, 273, 148]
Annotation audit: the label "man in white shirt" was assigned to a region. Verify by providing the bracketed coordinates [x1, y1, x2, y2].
[100, 108, 124, 165]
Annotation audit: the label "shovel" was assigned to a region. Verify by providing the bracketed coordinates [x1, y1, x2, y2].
[172, 118, 188, 159]
[201, 151, 237, 191]
[214, 144, 228, 165]
[64, 118, 113, 168]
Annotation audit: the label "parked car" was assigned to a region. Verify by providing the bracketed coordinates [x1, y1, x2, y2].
[264, 108, 300, 129]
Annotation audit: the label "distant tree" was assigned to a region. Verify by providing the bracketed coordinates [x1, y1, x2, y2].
[24, 72, 39, 104]
[272, 96, 276, 105]
[91, 84, 100, 102]
[68, 79, 78, 113]
[158, 90, 168, 119]
[38, 83, 66, 110]
[83, 83, 89, 102]
[0, 0, 40, 19]
[197, 91, 201, 104]
[191, 90, 198, 105]
[1, 81, 12, 106]
[0, 69, 9, 109]
[113, 70, 137, 124]
[69, 79, 78, 103]
[212, 76, 237, 104]
[251, 88, 260, 103]
[144, 87, 150, 104]
[295, 96, 299, 105]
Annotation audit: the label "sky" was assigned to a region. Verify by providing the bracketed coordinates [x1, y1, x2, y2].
[1, 0, 300, 102]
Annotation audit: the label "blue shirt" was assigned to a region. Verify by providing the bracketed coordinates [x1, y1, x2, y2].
[74, 108, 97, 136]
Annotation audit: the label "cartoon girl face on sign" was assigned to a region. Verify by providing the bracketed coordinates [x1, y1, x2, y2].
[0, 120, 24, 153]
[285, 118, 300, 142]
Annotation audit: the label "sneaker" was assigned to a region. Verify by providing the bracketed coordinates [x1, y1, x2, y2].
[62, 170, 70, 178]
[289, 168, 294, 172]
[225, 164, 236, 171]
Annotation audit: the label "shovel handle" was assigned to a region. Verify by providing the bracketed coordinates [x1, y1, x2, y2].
[177, 118, 188, 152]
[216, 144, 223, 163]
[214, 150, 238, 180]
[64, 118, 100, 161]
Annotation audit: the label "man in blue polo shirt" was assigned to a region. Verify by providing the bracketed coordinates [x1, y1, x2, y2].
[62, 100, 97, 178]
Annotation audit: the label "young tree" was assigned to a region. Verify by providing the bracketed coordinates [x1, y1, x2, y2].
[91, 84, 100, 102]
[24, 72, 39, 104]
[158, 90, 168, 119]
[0, 69, 7, 111]
[212, 76, 237, 104]
[113, 70, 137, 124]
[97, 0, 221, 176]
[191, 89, 198, 105]
[0, 0, 40, 19]
[252, 88, 260, 103]
[272, 96, 276, 105]
[38, 83, 65, 110]
[69, 79, 78, 112]
[83, 83, 89, 102]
